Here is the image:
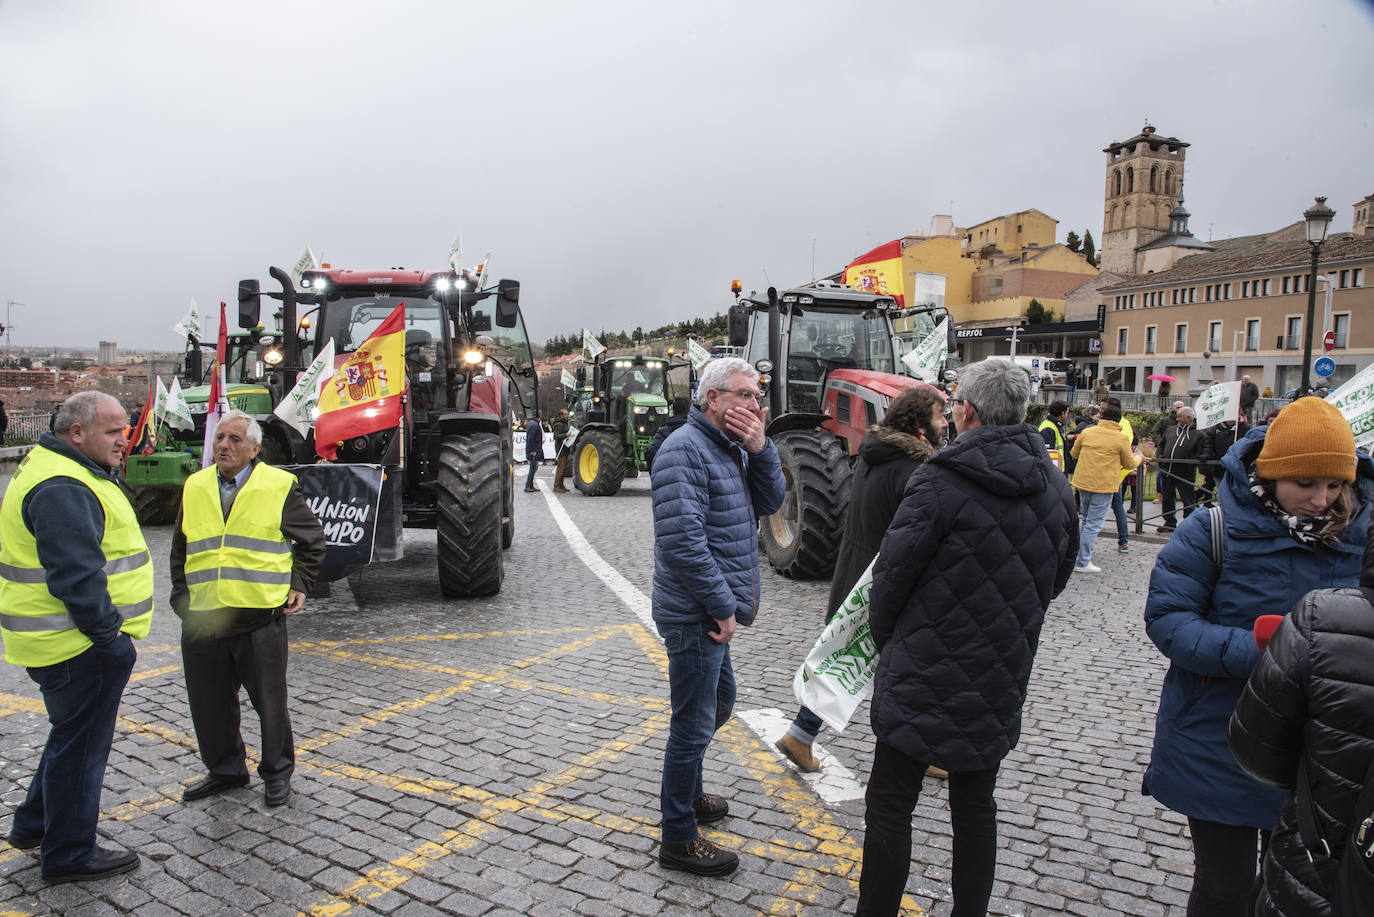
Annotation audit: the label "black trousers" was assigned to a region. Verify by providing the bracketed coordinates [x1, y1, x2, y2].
[857, 741, 1000, 917]
[181, 616, 293, 781]
[1186, 817, 1270, 917]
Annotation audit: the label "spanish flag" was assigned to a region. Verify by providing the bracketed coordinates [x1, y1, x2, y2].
[314, 302, 407, 460]
[843, 240, 905, 305]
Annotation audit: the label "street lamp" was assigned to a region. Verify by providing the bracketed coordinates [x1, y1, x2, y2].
[1299, 196, 1335, 397]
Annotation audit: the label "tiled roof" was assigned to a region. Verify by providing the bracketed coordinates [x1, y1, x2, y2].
[1100, 231, 1374, 291]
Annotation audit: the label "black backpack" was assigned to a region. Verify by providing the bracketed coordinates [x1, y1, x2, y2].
[1294, 741, 1374, 914]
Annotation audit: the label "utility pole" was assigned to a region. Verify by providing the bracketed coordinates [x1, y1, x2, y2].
[4, 301, 21, 363]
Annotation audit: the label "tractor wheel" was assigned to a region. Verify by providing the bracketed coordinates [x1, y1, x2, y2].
[760, 429, 853, 579]
[573, 430, 625, 496]
[131, 486, 181, 526]
[436, 432, 504, 597]
[501, 422, 515, 549]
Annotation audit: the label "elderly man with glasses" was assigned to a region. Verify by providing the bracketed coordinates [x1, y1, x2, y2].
[649, 357, 784, 878]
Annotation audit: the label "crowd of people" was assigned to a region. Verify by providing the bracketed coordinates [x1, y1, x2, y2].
[648, 358, 1373, 916]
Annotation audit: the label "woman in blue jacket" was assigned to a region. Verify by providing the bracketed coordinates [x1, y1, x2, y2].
[1143, 397, 1374, 916]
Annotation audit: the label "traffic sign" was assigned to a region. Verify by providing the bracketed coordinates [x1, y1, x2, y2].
[1324, 330, 1336, 351]
[1314, 356, 1336, 378]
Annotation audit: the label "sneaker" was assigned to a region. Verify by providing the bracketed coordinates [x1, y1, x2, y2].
[659, 838, 739, 877]
[1118, 542, 1129, 553]
[693, 794, 729, 825]
[1074, 563, 1102, 574]
[1157, 523, 1176, 533]
[774, 734, 820, 772]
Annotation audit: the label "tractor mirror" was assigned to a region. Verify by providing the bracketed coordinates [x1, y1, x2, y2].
[186, 347, 204, 384]
[727, 303, 748, 347]
[237, 279, 262, 329]
[575, 366, 586, 386]
[495, 279, 520, 328]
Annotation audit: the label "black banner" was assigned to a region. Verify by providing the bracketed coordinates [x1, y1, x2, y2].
[283, 464, 385, 583]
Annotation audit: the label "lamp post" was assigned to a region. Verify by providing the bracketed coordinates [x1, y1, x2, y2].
[1299, 196, 1335, 398]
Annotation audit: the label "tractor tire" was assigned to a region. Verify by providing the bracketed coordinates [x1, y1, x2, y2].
[436, 432, 504, 597]
[131, 486, 181, 526]
[501, 423, 515, 549]
[760, 429, 853, 580]
[573, 430, 626, 497]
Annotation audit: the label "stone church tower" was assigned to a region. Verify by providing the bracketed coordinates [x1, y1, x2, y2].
[1100, 125, 1188, 273]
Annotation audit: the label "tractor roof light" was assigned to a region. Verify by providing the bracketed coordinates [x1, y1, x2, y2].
[263, 348, 284, 366]
[434, 277, 452, 292]
[462, 349, 484, 365]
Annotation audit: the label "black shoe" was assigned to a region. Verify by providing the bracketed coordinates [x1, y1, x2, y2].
[1157, 523, 1176, 533]
[659, 838, 739, 877]
[44, 846, 139, 883]
[693, 794, 729, 825]
[182, 773, 250, 801]
[265, 777, 291, 807]
[6, 831, 40, 850]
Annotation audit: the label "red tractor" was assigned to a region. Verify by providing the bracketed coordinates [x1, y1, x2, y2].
[726, 281, 952, 578]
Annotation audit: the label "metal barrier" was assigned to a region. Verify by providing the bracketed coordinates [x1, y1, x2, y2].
[2, 411, 53, 446]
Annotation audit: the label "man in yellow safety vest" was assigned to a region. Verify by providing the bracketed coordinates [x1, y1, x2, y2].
[1, 391, 153, 882]
[170, 410, 324, 808]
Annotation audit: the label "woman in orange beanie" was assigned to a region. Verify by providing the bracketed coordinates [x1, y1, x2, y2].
[1143, 396, 1373, 916]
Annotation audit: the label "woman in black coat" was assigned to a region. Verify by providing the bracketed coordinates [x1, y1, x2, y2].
[1228, 543, 1374, 916]
[774, 385, 946, 773]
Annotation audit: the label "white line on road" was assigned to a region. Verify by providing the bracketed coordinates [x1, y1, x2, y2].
[535, 482, 868, 803]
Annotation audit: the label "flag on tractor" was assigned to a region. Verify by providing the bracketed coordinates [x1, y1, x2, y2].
[123, 378, 157, 460]
[314, 303, 407, 460]
[843, 240, 905, 305]
[201, 302, 232, 468]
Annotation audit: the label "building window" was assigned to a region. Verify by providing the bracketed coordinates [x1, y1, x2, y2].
[1224, 283, 1232, 300]
[1242, 281, 1250, 298]
[1262, 278, 1271, 295]
[1334, 313, 1350, 349]
[989, 278, 1003, 295]
[1165, 168, 1174, 193]
[1340, 269, 1349, 289]
[1145, 326, 1157, 354]
[1209, 321, 1222, 352]
[1285, 316, 1302, 350]
[1114, 170, 1122, 196]
[1205, 286, 1213, 302]
[1174, 324, 1188, 353]
[1117, 328, 1128, 355]
[1246, 319, 1260, 351]
[1283, 276, 1290, 294]
[1354, 268, 1364, 287]
[1127, 167, 1134, 192]
[1189, 287, 1196, 303]
[1150, 166, 1158, 192]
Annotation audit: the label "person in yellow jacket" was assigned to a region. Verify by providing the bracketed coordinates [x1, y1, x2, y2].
[170, 411, 325, 808]
[1070, 402, 1142, 573]
[1, 392, 152, 882]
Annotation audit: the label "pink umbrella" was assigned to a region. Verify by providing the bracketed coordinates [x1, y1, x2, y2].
[1146, 373, 1175, 382]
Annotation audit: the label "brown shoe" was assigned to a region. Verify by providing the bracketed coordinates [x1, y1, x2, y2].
[659, 838, 739, 877]
[553, 487, 570, 493]
[774, 734, 820, 772]
[523, 487, 539, 493]
[925, 765, 949, 779]
[693, 793, 728, 825]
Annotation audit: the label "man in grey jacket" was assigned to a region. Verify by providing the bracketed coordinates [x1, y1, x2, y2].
[649, 357, 784, 877]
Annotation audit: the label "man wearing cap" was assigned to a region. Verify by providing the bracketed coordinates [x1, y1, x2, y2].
[1, 391, 153, 882]
[171, 410, 325, 808]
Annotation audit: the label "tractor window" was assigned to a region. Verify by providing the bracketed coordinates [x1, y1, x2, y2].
[470, 298, 535, 411]
[786, 307, 896, 412]
[318, 294, 446, 360]
[607, 361, 667, 400]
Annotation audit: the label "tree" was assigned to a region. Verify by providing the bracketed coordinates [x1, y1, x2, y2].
[1065, 231, 1081, 253]
[1025, 299, 1056, 324]
[1082, 230, 1097, 267]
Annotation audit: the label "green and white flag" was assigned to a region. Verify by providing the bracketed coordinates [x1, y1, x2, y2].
[561, 368, 578, 390]
[290, 246, 320, 291]
[793, 557, 878, 732]
[165, 377, 194, 431]
[901, 316, 949, 383]
[153, 377, 170, 425]
[448, 233, 463, 271]
[173, 297, 205, 341]
[1194, 380, 1242, 429]
[688, 338, 712, 370]
[582, 329, 605, 362]
[273, 340, 336, 437]
[1326, 362, 1374, 450]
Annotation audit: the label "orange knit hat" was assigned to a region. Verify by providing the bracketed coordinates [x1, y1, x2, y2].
[1256, 397, 1356, 482]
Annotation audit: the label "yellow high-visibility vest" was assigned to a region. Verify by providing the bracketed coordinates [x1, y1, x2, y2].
[0, 445, 154, 667]
[182, 463, 296, 611]
[1038, 418, 1066, 471]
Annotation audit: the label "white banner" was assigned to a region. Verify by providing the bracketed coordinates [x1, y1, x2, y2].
[911, 271, 946, 309]
[688, 338, 712, 370]
[290, 246, 320, 291]
[793, 558, 878, 733]
[561, 368, 577, 390]
[1194, 380, 1242, 429]
[273, 341, 336, 437]
[1325, 362, 1374, 450]
[165, 377, 194, 430]
[173, 297, 205, 341]
[901, 316, 949, 383]
[448, 232, 462, 271]
[582, 329, 605, 362]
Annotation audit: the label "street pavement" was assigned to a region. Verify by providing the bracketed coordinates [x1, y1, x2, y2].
[0, 466, 1195, 916]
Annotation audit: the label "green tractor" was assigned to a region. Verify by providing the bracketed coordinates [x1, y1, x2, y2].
[567, 353, 692, 496]
[124, 330, 290, 524]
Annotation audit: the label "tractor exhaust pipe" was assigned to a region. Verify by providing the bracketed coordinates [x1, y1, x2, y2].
[766, 287, 781, 419]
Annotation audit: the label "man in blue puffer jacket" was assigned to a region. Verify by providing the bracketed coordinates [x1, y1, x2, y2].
[650, 357, 784, 878]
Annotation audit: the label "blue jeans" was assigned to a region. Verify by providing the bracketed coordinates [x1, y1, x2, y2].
[789, 705, 824, 744]
[11, 634, 136, 876]
[525, 454, 539, 489]
[1112, 485, 1129, 543]
[657, 621, 735, 844]
[1077, 491, 1115, 566]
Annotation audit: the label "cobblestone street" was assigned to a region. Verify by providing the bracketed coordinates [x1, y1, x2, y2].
[1, 467, 1193, 916]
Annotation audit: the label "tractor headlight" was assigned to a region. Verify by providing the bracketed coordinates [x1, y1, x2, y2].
[462, 350, 484, 365]
[633, 405, 649, 415]
[655, 406, 668, 414]
[263, 347, 283, 366]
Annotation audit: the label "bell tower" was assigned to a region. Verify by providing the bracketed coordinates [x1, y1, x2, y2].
[1100, 125, 1188, 273]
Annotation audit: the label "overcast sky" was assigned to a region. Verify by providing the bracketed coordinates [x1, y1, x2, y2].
[2, 0, 1371, 352]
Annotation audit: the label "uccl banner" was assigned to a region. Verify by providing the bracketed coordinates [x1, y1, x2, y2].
[283, 463, 384, 583]
[793, 558, 878, 732]
[1195, 381, 1242, 429]
[1326, 362, 1374, 450]
[902, 317, 949, 383]
[844, 240, 905, 305]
